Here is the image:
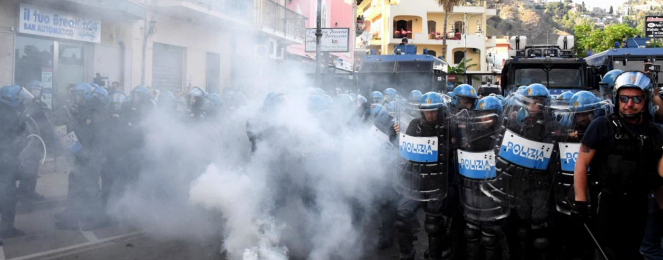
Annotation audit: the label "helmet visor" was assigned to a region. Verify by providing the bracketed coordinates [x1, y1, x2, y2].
[188, 87, 207, 97]
[614, 71, 652, 91]
[17, 87, 35, 103]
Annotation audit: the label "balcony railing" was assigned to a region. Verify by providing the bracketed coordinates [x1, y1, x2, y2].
[182, 0, 252, 19]
[254, 0, 307, 40]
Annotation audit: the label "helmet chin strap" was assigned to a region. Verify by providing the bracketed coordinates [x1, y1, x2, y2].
[619, 110, 643, 119]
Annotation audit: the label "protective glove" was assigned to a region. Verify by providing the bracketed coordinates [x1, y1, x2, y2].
[570, 200, 588, 223]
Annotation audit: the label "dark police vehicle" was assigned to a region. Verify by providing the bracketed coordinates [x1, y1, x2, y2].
[586, 47, 663, 87]
[358, 45, 448, 96]
[500, 36, 592, 96]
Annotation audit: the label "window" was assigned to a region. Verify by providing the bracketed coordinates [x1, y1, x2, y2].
[428, 50, 437, 57]
[395, 20, 408, 31]
[428, 21, 436, 34]
[454, 51, 465, 64]
[453, 21, 464, 34]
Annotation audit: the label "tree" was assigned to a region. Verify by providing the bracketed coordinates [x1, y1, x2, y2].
[436, 0, 463, 60]
[573, 23, 640, 57]
[609, 6, 613, 14]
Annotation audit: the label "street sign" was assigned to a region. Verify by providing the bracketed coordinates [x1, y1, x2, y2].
[645, 16, 663, 38]
[305, 28, 350, 52]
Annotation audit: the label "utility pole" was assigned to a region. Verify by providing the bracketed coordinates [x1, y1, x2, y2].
[315, 0, 322, 88]
[464, 12, 467, 77]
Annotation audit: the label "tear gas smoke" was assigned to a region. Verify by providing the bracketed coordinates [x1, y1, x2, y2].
[103, 52, 396, 260]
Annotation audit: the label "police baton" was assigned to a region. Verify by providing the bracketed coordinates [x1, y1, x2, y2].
[565, 198, 610, 260]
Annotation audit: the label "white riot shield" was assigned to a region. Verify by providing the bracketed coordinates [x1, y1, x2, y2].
[453, 109, 510, 222]
[480, 93, 567, 214]
[393, 99, 450, 201]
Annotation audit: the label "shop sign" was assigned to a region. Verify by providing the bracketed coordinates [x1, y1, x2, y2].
[18, 3, 101, 43]
[305, 28, 350, 52]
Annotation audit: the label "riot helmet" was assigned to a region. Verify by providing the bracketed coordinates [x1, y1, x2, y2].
[408, 90, 423, 105]
[452, 84, 478, 109]
[26, 80, 43, 99]
[612, 71, 655, 119]
[369, 91, 383, 104]
[523, 83, 550, 115]
[568, 91, 599, 129]
[474, 96, 503, 131]
[420, 91, 447, 123]
[109, 92, 127, 113]
[187, 87, 208, 111]
[356, 95, 368, 107]
[556, 91, 574, 105]
[600, 69, 623, 101]
[0, 85, 33, 109]
[384, 88, 398, 102]
[92, 85, 109, 106]
[70, 83, 94, 107]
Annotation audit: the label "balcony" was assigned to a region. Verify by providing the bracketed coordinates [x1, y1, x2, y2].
[61, 0, 149, 19]
[254, 0, 307, 43]
[390, 33, 486, 49]
[154, 0, 252, 26]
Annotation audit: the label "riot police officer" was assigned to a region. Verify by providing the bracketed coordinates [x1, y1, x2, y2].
[100, 91, 128, 210]
[187, 87, 208, 120]
[452, 84, 479, 110]
[55, 82, 109, 230]
[393, 92, 451, 260]
[18, 80, 50, 203]
[598, 69, 623, 103]
[551, 91, 602, 259]
[0, 85, 33, 238]
[573, 71, 663, 259]
[370, 91, 383, 105]
[481, 83, 563, 259]
[456, 96, 510, 260]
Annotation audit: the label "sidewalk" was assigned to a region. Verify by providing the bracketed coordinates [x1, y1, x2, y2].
[0, 158, 138, 260]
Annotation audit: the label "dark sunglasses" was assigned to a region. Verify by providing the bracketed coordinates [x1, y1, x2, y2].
[618, 95, 644, 104]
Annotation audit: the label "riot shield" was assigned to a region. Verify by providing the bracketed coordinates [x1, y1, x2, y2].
[49, 106, 82, 155]
[453, 109, 510, 222]
[393, 99, 450, 201]
[480, 93, 566, 213]
[553, 97, 609, 214]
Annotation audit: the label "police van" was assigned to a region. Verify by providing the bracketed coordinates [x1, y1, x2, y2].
[358, 45, 448, 96]
[500, 36, 593, 97]
[586, 47, 663, 88]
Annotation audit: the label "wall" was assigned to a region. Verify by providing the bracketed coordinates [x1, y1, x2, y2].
[0, 0, 16, 86]
[132, 11, 232, 93]
[393, 15, 424, 33]
[451, 47, 480, 71]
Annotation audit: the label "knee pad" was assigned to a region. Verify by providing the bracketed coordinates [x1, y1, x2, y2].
[424, 215, 443, 235]
[395, 211, 413, 232]
[464, 226, 481, 241]
[480, 231, 499, 248]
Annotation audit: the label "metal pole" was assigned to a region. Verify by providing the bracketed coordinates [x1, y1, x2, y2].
[315, 0, 322, 88]
[464, 12, 467, 77]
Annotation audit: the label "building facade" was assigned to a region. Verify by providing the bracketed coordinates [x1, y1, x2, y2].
[0, 0, 308, 108]
[355, 0, 497, 72]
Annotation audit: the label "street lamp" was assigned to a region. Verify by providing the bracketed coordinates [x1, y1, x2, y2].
[464, 13, 482, 76]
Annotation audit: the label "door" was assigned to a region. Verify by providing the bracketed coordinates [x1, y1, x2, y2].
[152, 43, 184, 92]
[15, 36, 85, 109]
[206, 52, 221, 93]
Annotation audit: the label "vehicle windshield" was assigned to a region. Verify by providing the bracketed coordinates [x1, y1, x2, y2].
[512, 68, 583, 87]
